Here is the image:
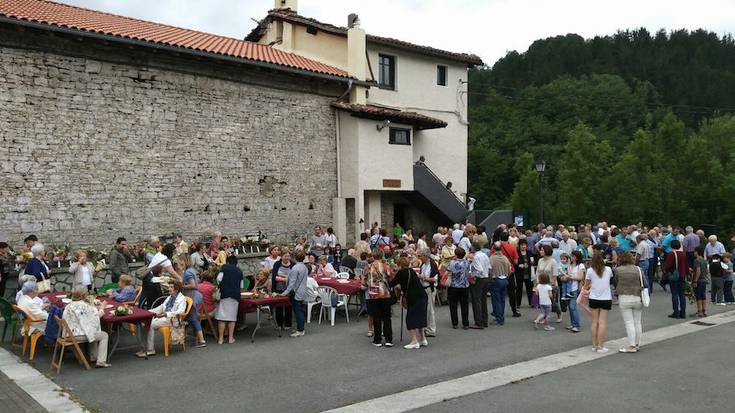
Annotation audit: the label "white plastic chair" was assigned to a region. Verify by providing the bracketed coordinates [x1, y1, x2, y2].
[317, 286, 349, 326]
[339, 266, 353, 276]
[306, 294, 321, 324]
[336, 272, 350, 279]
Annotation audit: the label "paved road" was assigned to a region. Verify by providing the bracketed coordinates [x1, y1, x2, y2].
[1, 289, 730, 413]
[417, 323, 735, 413]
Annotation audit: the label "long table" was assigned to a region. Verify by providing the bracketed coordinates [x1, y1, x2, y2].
[43, 291, 154, 359]
[239, 293, 290, 343]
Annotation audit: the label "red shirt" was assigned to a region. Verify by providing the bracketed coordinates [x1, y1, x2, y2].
[491, 242, 519, 273]
[664, 251, 689, 279]
[197, 281, 216, 313]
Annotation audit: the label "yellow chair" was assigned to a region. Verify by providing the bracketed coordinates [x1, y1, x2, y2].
[158, 296, 193, 357]
[13, 305, 44, 361]
[50, 316, 91, 374]
[123, 286, 143, 306]
[123, 286, 145, 336]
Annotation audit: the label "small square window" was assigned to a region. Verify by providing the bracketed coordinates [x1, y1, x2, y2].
[379, 54, 396, 90]
[437, 65, 447, 86]
[389, 128, 411, 145]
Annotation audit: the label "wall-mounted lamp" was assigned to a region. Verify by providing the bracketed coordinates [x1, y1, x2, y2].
[376, 120, 391, 131]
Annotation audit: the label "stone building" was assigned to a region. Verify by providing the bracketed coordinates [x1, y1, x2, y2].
[0, 0, 484, 250]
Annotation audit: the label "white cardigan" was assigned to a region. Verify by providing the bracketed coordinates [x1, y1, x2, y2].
[150, 293, 187, 319]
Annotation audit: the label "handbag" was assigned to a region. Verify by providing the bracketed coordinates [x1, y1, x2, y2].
[37, 273, 51, 294]
[667, 252, 680, 284]
[638, 267, 650, 307]
[169, 319, 185, 345]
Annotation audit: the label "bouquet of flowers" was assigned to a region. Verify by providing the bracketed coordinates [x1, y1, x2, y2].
[17, 249, 32, 266]
[231, 239, 243, 255]
[684, 280, 696, 304]
[114, 305, 133, 316]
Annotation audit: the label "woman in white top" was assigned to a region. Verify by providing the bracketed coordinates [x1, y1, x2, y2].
[263, 245, 281, 270]
[584, 252, 614, 353]
[148, 243, 181, 281]
[316, 255, 337, 277]
[563, 251, 586, 332]
[68, 250, 96, 291]
[62, 285, 111, 367]
[137, 279, 188, 357]
[16, 281, 48, 334]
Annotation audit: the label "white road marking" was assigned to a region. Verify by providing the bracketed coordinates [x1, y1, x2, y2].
[324, 310, 735, 413]
[0, 346, 86, 413]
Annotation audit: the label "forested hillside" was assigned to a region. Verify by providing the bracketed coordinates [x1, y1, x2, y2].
[468, 28, 735, 234]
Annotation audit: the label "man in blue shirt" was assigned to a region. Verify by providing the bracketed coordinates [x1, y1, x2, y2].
[661, 228, 676, 254]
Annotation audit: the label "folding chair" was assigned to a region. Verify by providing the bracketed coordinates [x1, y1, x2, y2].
[50, 316, 91, 374]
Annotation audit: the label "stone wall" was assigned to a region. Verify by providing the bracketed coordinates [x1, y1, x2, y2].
[0, 26, 342, 250]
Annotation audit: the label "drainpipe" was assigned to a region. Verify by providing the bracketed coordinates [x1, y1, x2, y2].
[335, 110, 342, 198]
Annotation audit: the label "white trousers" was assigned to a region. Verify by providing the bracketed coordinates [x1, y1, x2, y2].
[425, 287, 436, 335]
[147, 318, 172, 351]
[75, 331, 109, 364]
[618, 294, 643, 347]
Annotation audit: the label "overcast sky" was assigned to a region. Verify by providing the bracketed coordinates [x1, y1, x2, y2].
[58, 0, 735, 65]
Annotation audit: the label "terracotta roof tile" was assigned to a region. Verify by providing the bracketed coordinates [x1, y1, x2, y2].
[0, 0, 350, 78]
[331, 101, 448, 130]
[248, 10, 484, 66]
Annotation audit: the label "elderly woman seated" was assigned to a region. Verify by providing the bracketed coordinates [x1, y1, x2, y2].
[107, 274, 137, 303]
[315, 255, 337, 278]
[253, 268, 272, 292]
[137, 279, 187, 358]
[16, 281, 49, 333]
[62, 285, 111, 368]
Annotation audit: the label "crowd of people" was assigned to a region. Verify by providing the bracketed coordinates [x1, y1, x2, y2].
[3, 220, 734, 365]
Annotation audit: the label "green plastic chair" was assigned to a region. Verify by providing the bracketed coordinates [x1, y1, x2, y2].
[98, 283, 118, 294]
[242, 278, 251, 291]
[0, 297, 18, 344]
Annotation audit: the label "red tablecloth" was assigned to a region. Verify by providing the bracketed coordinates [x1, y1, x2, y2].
[42, 292, 155, 330]
[239, 294, 291, 312]
[315, 277, 363, 295]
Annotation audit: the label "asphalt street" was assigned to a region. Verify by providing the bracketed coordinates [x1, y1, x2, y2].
[2, 287, 730, 413]
[418, 322, 735, 413]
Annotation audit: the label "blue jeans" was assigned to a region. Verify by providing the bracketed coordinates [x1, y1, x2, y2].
[647, 258, 657, 296]
[670, 279, 686, 317]
[567, 289, 580, 328]
[291, 298, 305, 332]
[186, 310, 202, 333]
[490, 278, 508, 324]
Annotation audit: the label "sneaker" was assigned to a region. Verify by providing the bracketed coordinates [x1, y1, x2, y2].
[290, 331, 304, 337]
[136, 350, 155, 358]
[193, 341, 207, 348]
[565, 325, 574, 330]
[596, 347, 609, 354]
[555, 318, 563, 323]
[543, 326, 555, 331]
[419, 339, 429, 347]
[384, 342, 394, 347]
[716, 303, 727, 306]
[512, 312, 522, 318]
[404, 342, 420, 349]
[570, 327, 579, 333]
[372, 342, 383, 347]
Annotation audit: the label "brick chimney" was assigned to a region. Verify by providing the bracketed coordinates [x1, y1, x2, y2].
[347, 14, 367, 104]
[274, 0, 297, 12]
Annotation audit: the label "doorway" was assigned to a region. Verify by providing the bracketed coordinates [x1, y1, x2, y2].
[393, 203, 407, 229]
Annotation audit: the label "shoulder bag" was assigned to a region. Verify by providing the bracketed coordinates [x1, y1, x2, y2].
[637, 266, 650, 307]
[667, 252, 680, 284]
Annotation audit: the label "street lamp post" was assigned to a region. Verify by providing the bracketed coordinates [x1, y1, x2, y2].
[535, 159, 546, 225]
